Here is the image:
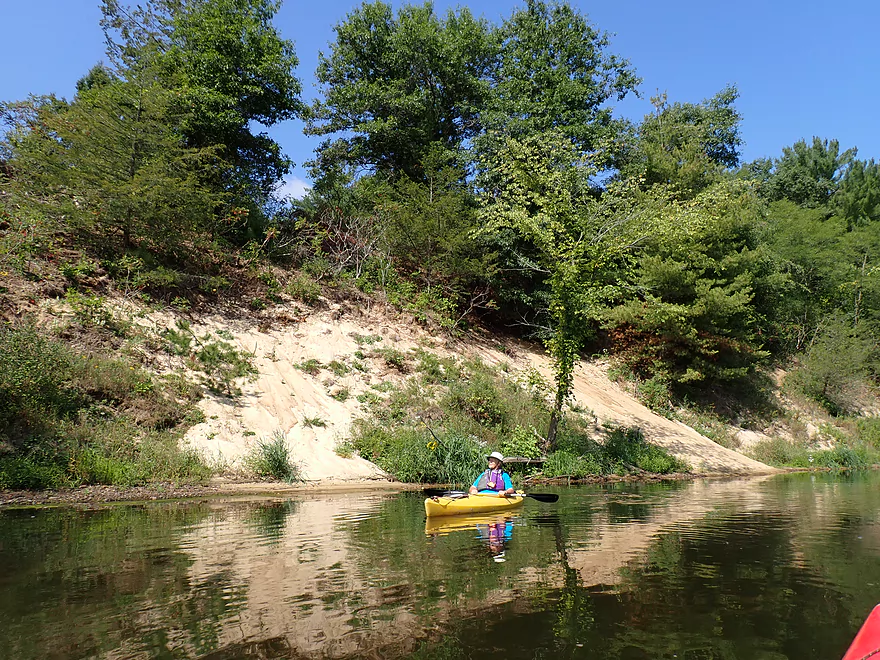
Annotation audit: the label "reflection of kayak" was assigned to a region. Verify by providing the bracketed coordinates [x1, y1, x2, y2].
[424, 493, 524, 517]
[425, 511, 516, 535]
[843, 603, 880, 660]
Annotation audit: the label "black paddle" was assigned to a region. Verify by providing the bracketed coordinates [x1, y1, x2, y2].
[423, 488, 559, 503]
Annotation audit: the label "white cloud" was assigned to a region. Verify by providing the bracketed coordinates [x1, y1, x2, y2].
[275, 176, 312, 201]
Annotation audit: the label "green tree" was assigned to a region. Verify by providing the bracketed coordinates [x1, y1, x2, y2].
[619, 86, 742, 196]
[763, 137, 856, 207]
[377, 147, 493, 303]
[307, 1, 494, 181]
[476, 0, 639, 170]
[788, 316, 875, 415]
[2, 79, 222, 250]
[763, 200, 880, 351]
[101, 0, 303, 208]
[835, 158, 880, 228]
[479, 133, 656, 448]
[605, 180, 785, 390]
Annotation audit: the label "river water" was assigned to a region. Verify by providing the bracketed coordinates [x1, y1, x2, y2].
[2, 472, 879, 659]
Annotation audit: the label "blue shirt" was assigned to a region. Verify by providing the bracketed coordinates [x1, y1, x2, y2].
[472, 471, 513, 493]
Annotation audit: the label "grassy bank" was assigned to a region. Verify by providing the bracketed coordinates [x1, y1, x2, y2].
[338, 352, 689, 487]
[0, 321, 212, 489]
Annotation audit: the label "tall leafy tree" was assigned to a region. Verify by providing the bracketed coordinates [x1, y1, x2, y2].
[835, 158, 880, 228]
[307, 1, 494, 181]
[477, 0, 639, 172]
[480, 133, 657, 448]
[619, 86, 742, 196]
[101, 0, 303, 207]
[762, 137, 856, 207]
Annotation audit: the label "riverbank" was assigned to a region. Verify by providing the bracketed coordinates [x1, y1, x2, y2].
[0, 467, 795, 508]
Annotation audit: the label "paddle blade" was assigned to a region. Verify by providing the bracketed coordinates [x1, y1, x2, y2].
[525, 493, 559, 503]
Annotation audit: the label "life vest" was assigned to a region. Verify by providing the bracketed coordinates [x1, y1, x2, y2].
[475, 468, 507, 492]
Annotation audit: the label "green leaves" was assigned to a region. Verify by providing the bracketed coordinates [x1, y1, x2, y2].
[308, 1, 493, 180]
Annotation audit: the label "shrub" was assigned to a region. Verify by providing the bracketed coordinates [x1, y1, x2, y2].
[0, 321, 212, 489]
[194, 338, 257, 395]
[0, 322, 80, 443]
[330, 387, 350, 402]
[376, 347, 409, 372]
[328, 360, 351, 376]
[602, 426, 689, 474]
[244, 431, 300, 482]
[499, 426, 543, 460]
[786, 318, 874, 415]
[349, 423, 484, 486]
[749, 437, 812, 468]
[543, 450, 603, 479]
[296, 359, 323, 376]
[286, 273, 321, 304]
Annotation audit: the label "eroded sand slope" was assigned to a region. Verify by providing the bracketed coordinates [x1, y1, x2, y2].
[161, 305, 774, 480]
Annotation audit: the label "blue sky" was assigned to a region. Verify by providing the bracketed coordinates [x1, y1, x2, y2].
[2, 0, 878, 198]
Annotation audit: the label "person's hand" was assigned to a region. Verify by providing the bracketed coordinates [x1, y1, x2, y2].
[498, 491, 505, 497]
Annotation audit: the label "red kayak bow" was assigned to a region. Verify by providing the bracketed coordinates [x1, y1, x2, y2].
[843, 604, 880, 660]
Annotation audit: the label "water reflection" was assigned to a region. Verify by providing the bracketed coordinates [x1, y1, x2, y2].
[1, 473, 879, 658]
[425, 512, 518, 561]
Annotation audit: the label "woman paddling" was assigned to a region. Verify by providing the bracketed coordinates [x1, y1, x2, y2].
[469, 451, 516, 497]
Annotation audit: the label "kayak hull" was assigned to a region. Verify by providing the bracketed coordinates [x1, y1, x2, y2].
[843, 603, 880, 660]
[424, 493, 525, 517]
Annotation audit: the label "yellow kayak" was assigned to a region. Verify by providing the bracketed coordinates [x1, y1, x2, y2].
[424, 492, 525, 517]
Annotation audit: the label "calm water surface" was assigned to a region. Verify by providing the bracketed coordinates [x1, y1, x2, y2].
[2, 472, 880, 659]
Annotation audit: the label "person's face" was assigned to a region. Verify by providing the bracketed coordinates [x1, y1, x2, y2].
[487, 457, 501, 470]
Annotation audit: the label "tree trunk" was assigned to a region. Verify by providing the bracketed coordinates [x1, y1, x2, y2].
[547, 405, 561, 452]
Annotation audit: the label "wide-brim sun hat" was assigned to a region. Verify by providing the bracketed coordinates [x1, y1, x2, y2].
[486, 451, 505, 463]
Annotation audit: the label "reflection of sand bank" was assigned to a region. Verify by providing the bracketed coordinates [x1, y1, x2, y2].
[169, 478, 782, 658]
[179, 493, 410, 657]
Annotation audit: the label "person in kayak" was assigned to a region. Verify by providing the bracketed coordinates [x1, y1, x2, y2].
[469, 451, 516, 497]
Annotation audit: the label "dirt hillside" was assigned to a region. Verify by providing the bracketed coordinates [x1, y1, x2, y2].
[153, 302, 775, 481]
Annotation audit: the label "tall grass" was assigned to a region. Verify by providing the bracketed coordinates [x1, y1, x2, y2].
[244, 431, 301, 483]
[0, 321, 211, 489]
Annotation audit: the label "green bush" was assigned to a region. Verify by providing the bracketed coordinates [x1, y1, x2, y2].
[0, 321, 212, 489]
[857, 417, 880, 448]
[244, 431, 301, 482]
[499, 426, 543, 460]
[286, 273, 321, 304]
[749, 437, 812, 468]
[543, 450, 603, 479]
[194, 337, 257, 395]
[603, 426, 689, 474]
[349, 423, 483, 486]
[0, 323, 81, 442]
[542, 425, 688, 477]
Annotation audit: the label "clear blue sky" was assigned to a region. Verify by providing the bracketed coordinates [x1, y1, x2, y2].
[2, 0, 878, 197]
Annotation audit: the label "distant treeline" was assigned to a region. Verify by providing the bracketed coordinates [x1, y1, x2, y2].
[1, 0, 877, 438]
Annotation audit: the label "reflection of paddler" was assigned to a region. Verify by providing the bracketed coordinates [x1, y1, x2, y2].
[479, 520, 513, 562]
[425, 512, 514, 536]
[424, 513, 516, 563]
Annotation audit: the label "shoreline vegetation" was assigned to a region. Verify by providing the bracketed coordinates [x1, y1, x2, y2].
[2, 0, 878, 496]
[0, 466, 857, 509]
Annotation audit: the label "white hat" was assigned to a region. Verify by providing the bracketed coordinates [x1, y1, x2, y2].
[486, 451, 505, 463]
